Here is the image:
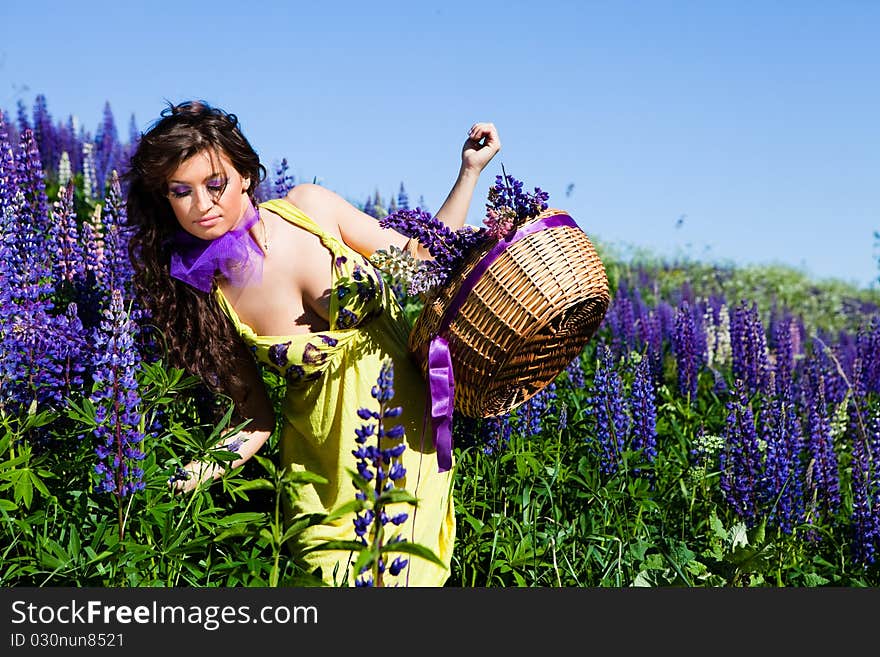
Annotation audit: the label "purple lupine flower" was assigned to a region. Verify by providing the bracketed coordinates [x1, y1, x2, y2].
[772, 315, 795, 398]
[378, 207, 488, 292]
[604, 285, 637, 360]
[802, 356, 840, 539]
[16, 128, 50, 238]
[0, 134, 65, 419]
[351, 359, 410, 586]
[94, 101, 119, 197]
[476, 413, 513, 455]
[759, 392, 804, 535]
[487, 172, 549, 225]
[56, 115, 81, 177]
[98, 170, 135, 302]
[90, 288, 146, 497]
[655, 300, 677, 346]
[16, 99, 30, 134]
[563, 353, 586, 390]
[588, 344, 629, 476]
[396, 182, 409, 211]
[273, 158, 295, 197]
[514, 382, 557, 439]
[0, 112, 17, 216]
[812, 332, 848, 407]
[855, 316, 880, 395]
[31, 94, 58, 174]
[629, 356, 658, 472]
[672, 300, 700, 401]
[847, 362, 879, 567]
[41, 302, 88, 406]
[730, 301, 772, 398]
[720, 379, 763, 526]
[48, 183, 85, 286]
[641, 309, 664, 382]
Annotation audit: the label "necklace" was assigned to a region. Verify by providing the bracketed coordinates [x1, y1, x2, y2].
[259, 213, 270, 253]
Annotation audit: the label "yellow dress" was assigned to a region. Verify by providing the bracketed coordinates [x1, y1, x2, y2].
[214, 198, 455, 586]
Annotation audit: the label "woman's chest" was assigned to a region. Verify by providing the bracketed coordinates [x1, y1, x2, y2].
[221, 229, 334, 336]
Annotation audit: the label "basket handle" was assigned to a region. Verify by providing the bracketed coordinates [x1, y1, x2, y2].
[438, 212, 579, 335]
[425, 212, 581, 472]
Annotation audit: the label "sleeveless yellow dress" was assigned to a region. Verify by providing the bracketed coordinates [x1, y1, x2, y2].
[214, 198, 456, 587]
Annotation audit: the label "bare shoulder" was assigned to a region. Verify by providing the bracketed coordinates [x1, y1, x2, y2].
[284, 183, 346, 239]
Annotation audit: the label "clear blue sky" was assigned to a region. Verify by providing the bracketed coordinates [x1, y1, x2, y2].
[2, 0, 879, 288]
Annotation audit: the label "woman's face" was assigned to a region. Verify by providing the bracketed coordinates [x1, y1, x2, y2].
[165, 149, 251, 240]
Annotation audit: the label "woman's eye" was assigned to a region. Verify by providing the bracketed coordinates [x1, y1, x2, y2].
[170, 189, 190, 198]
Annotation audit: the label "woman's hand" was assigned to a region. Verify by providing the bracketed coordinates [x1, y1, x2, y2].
[169, 460, 218, 494]
[462, 122, 501, 174]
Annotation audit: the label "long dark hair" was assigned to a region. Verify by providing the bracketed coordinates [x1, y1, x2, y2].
[123, 100, 267, 395]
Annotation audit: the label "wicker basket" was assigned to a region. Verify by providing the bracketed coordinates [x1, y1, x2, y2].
[408, 207, 611, 419]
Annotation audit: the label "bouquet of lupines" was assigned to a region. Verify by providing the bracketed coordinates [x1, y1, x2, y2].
[370, 170, 550, 297]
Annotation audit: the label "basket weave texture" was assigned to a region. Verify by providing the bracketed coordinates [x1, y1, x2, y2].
[408, 208, 611, 418]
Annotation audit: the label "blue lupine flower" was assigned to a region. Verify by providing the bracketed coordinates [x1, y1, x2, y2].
[42, 302, 88, 406]
[672, 301, 700, 401]
[98, 170, 135, 303]
[49, 183, 85, 285]
[629, 356, 658, 472]
[802, 356, 840, 539]
[488, 172, 549, 222]
[848, 376, 879, 567]
[588, 344, 629, 476]
[273, 158, 295, 197]
[378, 207, 488, 293]
[396, 182, 409, 211]
[0, 112, 18, 217]
[93, 101, 119, 197]
[759, 392, 804, 535]
[17, 129, 49, 234]
[476, 413, 513, 455]
[720, 379, 763, 526]
[730, 300, 772, 398]
[351, 359, 410, 586]
[514, 382, 557, 439]
[31, 94, 61, 174]
[564, 354, 586, 390]
[90, 288, 146, 497]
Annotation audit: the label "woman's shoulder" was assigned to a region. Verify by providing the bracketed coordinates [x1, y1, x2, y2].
[279, 183, 344, 240]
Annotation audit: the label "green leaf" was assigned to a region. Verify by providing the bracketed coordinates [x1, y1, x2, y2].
[231, 479, 275, 493]
[214, 512, 268, 526]
[280, 513, 329, 544]
[301, 539, 364, 555]
[378, 541, 445, 568]
[281, 468, 329, 486]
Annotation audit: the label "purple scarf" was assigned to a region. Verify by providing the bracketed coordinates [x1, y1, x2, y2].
[169, 200, 263, 293]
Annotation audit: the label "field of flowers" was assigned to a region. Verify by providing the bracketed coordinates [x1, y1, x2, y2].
[2, 96, 879, 587]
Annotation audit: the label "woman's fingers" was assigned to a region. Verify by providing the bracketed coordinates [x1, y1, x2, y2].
[467, 122, 501, 153]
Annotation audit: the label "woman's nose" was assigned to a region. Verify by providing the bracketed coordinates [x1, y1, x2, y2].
[193, 187, 215, 213]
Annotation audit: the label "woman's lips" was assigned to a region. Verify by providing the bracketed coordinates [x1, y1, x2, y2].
[197, 215, 220, 227]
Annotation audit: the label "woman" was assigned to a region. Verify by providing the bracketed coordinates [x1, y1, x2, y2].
[124, 100, 500, 586]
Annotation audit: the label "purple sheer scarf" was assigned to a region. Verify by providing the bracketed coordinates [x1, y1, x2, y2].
[169, 200, 264, 293]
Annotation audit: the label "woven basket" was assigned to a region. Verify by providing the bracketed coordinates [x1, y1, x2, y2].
[408, 207, 611, 418]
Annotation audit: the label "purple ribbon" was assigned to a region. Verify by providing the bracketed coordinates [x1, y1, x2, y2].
[426, 212, 578, 472]
[169, 200, 263, 293]
[428, 335, 454, 472]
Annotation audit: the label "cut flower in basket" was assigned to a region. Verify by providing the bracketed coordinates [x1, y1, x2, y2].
[372, 168, 610, 474]
[370, 170, 550, 297]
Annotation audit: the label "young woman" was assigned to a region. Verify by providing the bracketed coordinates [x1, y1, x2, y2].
[124, 100, 500, 586]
